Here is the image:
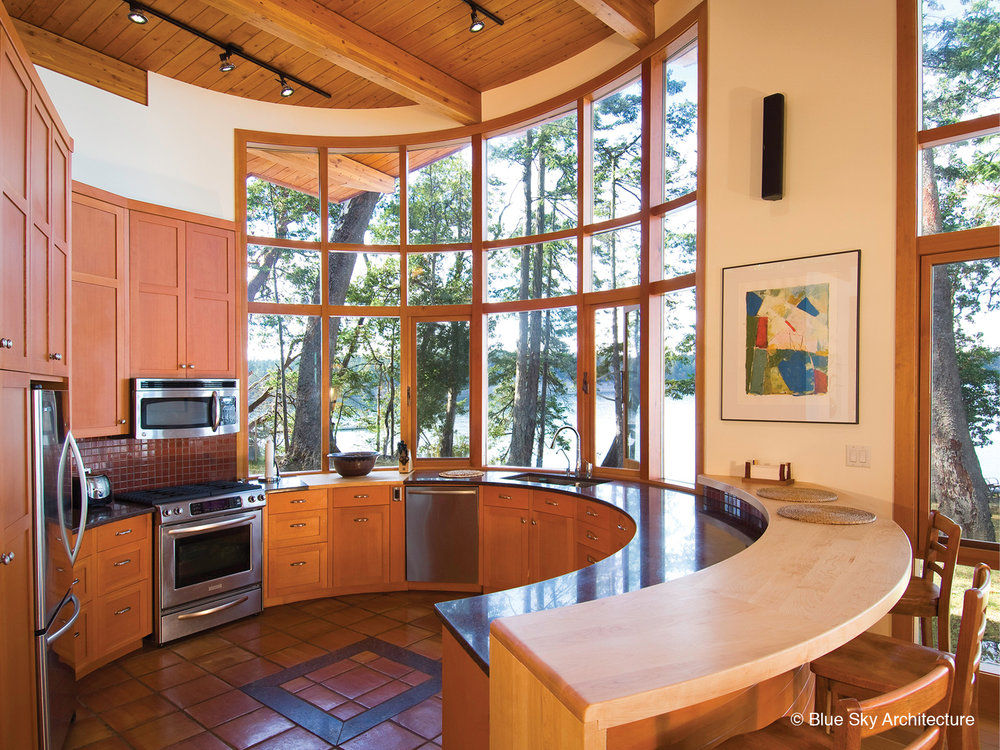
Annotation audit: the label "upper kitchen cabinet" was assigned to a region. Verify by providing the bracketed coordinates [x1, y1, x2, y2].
[130, 212, 236, 378]
[0, 21, 71, 378]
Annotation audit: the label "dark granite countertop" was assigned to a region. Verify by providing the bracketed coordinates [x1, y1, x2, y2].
[425, 472, 766, 673]
[68, 499, 154, 532]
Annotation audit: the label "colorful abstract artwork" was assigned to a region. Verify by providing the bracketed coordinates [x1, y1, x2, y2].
[745, 284, 829, 396]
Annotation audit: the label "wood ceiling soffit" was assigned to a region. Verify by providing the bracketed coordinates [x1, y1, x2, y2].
[570, 0, 652, 46]
[247, 148, 396, 194]
[196, 0, 482, 123]
[11, 18, 148, 104]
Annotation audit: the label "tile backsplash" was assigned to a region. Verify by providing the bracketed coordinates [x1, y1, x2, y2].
[78, 434, 238, 493]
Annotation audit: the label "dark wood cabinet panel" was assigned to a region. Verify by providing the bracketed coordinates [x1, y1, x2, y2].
[483, 505, 529, 591]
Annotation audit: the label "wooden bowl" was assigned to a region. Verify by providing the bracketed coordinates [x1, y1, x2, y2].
[328, 451, 379, 477]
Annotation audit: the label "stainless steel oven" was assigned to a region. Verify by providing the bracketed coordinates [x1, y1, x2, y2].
[133, 378, 240, 439]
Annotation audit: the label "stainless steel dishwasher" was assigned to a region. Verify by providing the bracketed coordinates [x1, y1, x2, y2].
[405, 486, 479, 583]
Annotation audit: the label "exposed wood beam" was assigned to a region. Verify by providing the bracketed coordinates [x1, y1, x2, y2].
[198, 0, 481, 124]
[570, 0, 653, 46]
[11, 19, 148, 105]
[247, 148, 396, 195]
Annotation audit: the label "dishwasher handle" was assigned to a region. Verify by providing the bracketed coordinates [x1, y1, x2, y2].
[405, 486, 479, 498]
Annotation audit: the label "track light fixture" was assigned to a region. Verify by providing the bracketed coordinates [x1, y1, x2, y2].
[119, 2, 329, 98]
[459, 1, 503, 32]
[127, 3, 148, 24]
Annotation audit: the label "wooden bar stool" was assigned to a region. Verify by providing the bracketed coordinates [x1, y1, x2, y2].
[714, 654, 955, 749]
[891, 510, 962, 651]
[811, 564, 991, 750]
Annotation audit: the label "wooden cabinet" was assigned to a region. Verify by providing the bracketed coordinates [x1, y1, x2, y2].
[332, 505, 389, 589]
[130, 212, 236, 378]
[530, 509, 576, 583]
[71, 192, 129, 437]
[389, 486, 405, 584]
[268, 543, 329, 597]
[265, 489, 331, 603]
[482, 505, 530, 591]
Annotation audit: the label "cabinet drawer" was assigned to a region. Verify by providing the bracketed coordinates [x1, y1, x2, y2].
[268, 543, 329, 597]
[482, 486, 530, 509]
[612, 513, 636, 549]
[268, 509, 327, 548]
[96, 515, 149, 552]
[576, 521, 613, 554]
[96, 541, 147, 596]
[95, 582, 149, 655]
[576, 499, 613, 529]
[267, 489, 327, 514]
[71, 608, 91, 668]
[531, 491, 575, 518]
[332, 485, 390, 508]
[577, 544, 607, 568]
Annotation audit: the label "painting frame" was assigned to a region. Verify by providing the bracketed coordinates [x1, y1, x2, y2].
[721, 249, 860, 424]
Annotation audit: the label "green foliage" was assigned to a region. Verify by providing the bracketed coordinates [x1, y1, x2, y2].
[246, 178, 320, 241]
[408, 152, 473, 244]
[409, 252, 472, 305]
[416, 321, 470, 458]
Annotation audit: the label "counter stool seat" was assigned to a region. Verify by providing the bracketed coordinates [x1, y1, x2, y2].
[812, 631, 939, 695]
[891, 577, 941, 619]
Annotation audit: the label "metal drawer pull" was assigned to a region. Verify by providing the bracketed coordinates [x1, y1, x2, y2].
[586, 531, 598, 541]
[531, 520, 537, 525]
[354, 517, 368, 523]
[499, 494, 512, 500]
[116, 528, 133, 536]
[587, 555, 597, 564]
[290, 561, 307, 567]
[521, 517, 527, 524]
[289, 523, 307, 528]
[177, 596, 249, 620]
[353, 494, 369, 498]
[73, 631, 81, 638]
[586, 509, 598, 517]
[290, 499, 306, 504]
[113, 559, 132, 567]
[114, 606, 131, 616]
[72, 578, 79, 585]
[617, 524, 626, 531]
[545, 500, 559, 506]
[49, 352, 62, 360]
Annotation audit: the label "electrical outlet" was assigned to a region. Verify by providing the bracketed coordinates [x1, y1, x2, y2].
[845, 445, 871, 468]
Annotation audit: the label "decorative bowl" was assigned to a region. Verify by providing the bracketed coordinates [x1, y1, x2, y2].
[328, 451, 379, 477]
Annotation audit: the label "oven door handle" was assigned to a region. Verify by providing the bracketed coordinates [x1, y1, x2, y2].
[165, 513, 257, 537]
[176, 595, 250, 620]
[211, 390, 221, 432]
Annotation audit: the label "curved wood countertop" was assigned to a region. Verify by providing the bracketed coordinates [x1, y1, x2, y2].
[486, 474, 912, 729]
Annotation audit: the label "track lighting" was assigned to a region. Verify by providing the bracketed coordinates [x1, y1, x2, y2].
[219, 50, 235, 72]
[127, 3, 148, 24]
[278, 77, 294, 97]
[469, 10, 484, 32]
[460, 1, 503, 32]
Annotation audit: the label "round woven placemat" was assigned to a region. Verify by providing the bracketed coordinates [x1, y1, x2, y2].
[777, 504, 876, 525]
[438, 469, 485, 478]
[757, 486, 838, 503]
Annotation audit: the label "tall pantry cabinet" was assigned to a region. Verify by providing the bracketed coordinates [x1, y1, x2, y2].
[0, 4, 73, 748]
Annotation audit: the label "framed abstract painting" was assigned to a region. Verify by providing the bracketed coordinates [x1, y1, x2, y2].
[721, 249, 860, 423]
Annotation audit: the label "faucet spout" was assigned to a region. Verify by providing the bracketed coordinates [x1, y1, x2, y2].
[550, 425, 583, 476]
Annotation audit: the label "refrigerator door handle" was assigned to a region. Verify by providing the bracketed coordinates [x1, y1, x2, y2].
[45, 594, 80, 645]
[54, 437, 75, 564]
[66, 433, 89, 564]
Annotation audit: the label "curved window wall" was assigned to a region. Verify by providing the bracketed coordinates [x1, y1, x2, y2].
[239, 13, 703, 489]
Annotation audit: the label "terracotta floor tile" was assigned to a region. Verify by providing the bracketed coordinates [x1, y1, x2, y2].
[288, 617, 340, 640]
[64, 715, 115, 749]
[368, 656, 414, 679]
[139, 662, 209, 691]
[257, 607, 314, 630]
[408, 637, 443, 660]
[269, 642, 328, 667]
[311, 628, 364, 651]
[356, 597, 400, 614]
[379, 624, 434, 647]
[241, 631, 301, 656]
[393, 697, 443, 739]
[196, 645, 255, 672]
[295, 599, 347, 617]
[247, 726, 332, 749]
[122, 711, 203, 750]
[321, 665, 390, 699]
[333, 593, 377, 606]
[121, 648, 185, 677]
[169, 635, 232, 661]
[355, 679, 411, 708]
[213, 706, 294, 749]
[184, 689, 262, 728]
[80, 677, 153, 713]
[297, 683, 347, 711]
[328, 701, 365, 720]
[306, 658, 357, 683]
[214, 618, 274, 641]
[324, 607, 372, 627]
[77, 664, 131, 694]
[351, 651, 379, 664]
[349, 615, 398, 636]
[100, 694, 177, 733]
[383, 605, 433, 623]
[411, 614, 443, 632]
[161, 732, 230, 750]
[75, 737, 132, 750]
[400, 670, 432, 686]
[279, 676, 313, 693]
[217, 656, 282, 686]
[160, 674, 232, 709]
[339, 720, 426, 750]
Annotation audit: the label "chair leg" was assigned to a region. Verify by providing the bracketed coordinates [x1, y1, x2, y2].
[937, 610, 950, 653]
[920, 615, 932, 647]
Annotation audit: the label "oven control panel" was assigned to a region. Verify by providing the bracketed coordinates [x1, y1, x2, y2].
[158, 492, 267, 520]
[190, 496, 243, 516]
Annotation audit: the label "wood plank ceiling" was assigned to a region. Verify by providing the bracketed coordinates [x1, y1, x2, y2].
[2, 0, 652, 122]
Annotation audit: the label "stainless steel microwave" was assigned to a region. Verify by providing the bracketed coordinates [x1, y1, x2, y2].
[133, 379, 240, 439]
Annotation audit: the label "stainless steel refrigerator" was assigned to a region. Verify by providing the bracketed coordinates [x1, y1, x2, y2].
[32, 386, 90, 750]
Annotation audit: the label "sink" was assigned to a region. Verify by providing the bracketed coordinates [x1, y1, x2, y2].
[504, 472, 609, 488]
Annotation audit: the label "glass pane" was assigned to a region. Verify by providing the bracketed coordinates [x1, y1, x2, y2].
[487, 111, 578, 241]
[921, 0, 1000, 130]
[663, 202, 697, 278]
[594, 305, 641, 469]
[248, 314, 322, 474]
[593, 224, 640, 290]
[593, 76, 642, 221]
[487, 308, 578, 468]
[246, 146, 320, 241]
[416, 320, 470, 458]
[663, 41, 698, 200]
[948, 564, 999, 664]
[328, 151, 400, 244]
[247, 245, 320, 304]
[662, 288, 696, 486]
[329, 251, 400, 306]
[175, 525, 251, 589]
[919, 135, 1000, 235]
[408, 144, 473, 243]
[330, 317, 400, 466]
[487, 241, 577, 302]
[408, 251, 472, 305]
[929, 256, 999, 544]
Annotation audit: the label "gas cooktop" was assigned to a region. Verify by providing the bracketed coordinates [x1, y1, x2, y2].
[117, 480, 261, 506]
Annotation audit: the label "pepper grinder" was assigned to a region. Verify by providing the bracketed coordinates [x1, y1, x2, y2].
[397, 440, 411, 474]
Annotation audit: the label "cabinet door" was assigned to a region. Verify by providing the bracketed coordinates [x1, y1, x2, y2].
[389, 488, 405, 584]
[530, 510, 576, 584]
[332, 505, 389, 588]
[130, 211, 186, 376]
[26, 99, 57, 374]
[184, 223, 236, 377]
[71, 195, 128, 436]
[46, 133, 70, 377]
[483, 505, 530, 591]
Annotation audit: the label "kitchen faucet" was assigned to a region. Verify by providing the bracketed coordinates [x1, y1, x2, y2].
[550, 425, 591, 478]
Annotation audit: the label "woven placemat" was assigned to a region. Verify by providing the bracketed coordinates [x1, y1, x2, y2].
[758, 486, 838, 503]
[438, 469, 485, 478]
[778, 504, 876, 525]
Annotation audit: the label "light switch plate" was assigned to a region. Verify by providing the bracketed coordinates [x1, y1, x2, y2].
[845, 444, 871, 468]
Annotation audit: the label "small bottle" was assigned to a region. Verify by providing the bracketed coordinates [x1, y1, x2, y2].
[397, 440, 410, 474]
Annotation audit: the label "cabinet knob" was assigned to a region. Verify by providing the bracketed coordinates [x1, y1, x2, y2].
[0, 552, 14, 565]
[587, 555, 597, 564]
[119, 419, 127, 425]
[0, 338, 12, 349]
[49, 352, 62, 361]
[187, 364, 194, 369]
[354, 517, 369, 523]
[531, 520, 537, 526]
[521, 517, 527, 524]
[586, 531, 598, 541]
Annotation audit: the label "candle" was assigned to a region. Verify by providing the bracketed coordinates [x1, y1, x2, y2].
[264, 437, 276, 481]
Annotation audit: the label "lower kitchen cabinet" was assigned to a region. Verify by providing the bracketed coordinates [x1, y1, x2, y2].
[530, 509, 576, 583]
[332, 505, 389, 589]
[482, 505, 530, 591]
[268, 543, 330, 599]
